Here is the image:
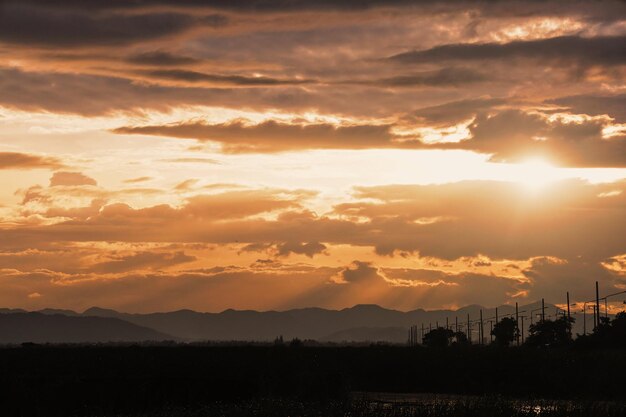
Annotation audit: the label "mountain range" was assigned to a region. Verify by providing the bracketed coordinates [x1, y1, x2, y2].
[0, 301, 594, 344]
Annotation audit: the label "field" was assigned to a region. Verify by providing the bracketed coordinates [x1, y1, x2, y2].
[1, 344, 624, 416]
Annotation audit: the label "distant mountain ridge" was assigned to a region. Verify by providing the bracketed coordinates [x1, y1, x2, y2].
[0, 301, 582, 343]
[0, 312, 173, 344]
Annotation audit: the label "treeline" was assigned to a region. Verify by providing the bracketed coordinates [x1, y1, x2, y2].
[421, 311, 626, 349]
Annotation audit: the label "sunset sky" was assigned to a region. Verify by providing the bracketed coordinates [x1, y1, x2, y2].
[0, 0, 624, 313]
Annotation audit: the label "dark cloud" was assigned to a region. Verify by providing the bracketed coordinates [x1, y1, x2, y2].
[113, 120, 400, 153]
[277, 241, 327, 258]
[382, 266, 528, 308]
[0, 4, 227, 47]
[140, 69, 315, 86]
[449, 109, 626, 167]
[546, 94, 626, 123]
[0, 63, 609, 125]
[361, 67, 488, 87]
[10, 0, 626, 17]
[241, 241, 328, 258]
[0, 64, 498, 119]
[390, 36, 626, 67]
[522, 256, 620, 302]
[405, 97, 508, 126]
[320, 261, 528, 310]
[0, 67, 336, 116]
[338, 261, 380, 284]
[0, 67, 235, 115]
[125, 51, 200, 66]
[0, 152, 63, 170]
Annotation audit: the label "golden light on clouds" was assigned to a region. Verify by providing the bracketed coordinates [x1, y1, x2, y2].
[0, 0, 624, 313]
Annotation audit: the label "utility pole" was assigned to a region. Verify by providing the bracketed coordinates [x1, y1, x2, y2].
[515, 302, 520, 346]
[495, 307, 498, 323]
[520, 316, 525, 343]
[489, 320, 493, 344]
[421, 323, 424, 342]
[455, 316, 458, 333]
[541, 298, 545, 322]
[566, 292, 571, 337]
[592, 305, 596, 332]
[467, 313, 471, 343]
[446, 317, 449, 330]
[595, 281, 600, 329]
[479, 309, 483, 345]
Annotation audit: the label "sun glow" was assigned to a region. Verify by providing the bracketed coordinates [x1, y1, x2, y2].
[514, 157, 561, 191]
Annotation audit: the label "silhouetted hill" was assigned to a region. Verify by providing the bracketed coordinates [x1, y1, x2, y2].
[79, 302, 575, 341]
[0, 301, 594, 343]
[0, 312, 173, 344]
[83, 306, 121, 317]
[38, 308, 80, 316]
[0, 308, 26, 314]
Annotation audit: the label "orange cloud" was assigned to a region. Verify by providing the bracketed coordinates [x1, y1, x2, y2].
[0, 152, 63, 170]
[50, 172, 97, 187]
[113, 120, 400, 153]
[2, 181, 624, 265]
[113, 106, 626, 167]
[1, 0, 625, 312]
[89, 251, 196, 274]
[0, 260, 529, 313]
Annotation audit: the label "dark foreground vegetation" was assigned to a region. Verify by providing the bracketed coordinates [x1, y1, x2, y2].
[1, 342, 624, 417]
[66, 396, 626, 417]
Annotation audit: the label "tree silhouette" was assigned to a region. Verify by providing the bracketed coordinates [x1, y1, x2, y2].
[451, 331, 470, 346]
[289, 337, 303, 348]
[525, 316, 574, 348]
[608, 311, 626, 348]
[422, 327, 454, 348]
[491, 317, 518, 347]
[577, 311, 626, 348]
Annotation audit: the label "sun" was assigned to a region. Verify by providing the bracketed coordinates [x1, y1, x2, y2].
[514, 157, 560, 191]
